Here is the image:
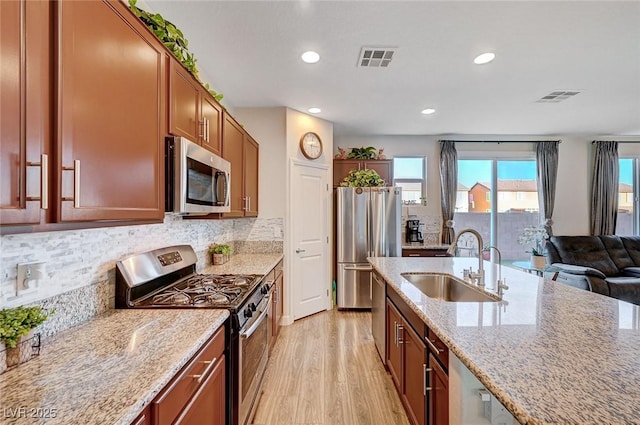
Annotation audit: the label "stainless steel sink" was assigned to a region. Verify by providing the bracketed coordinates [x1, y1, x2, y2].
[401, 273, 500, 302]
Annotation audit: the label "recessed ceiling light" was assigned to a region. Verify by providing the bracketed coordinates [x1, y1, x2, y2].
[474, 52, 495, 65]
[421, 108, 436, 115]
[308, 107, 321, 114]
[301, 51, 320, 64]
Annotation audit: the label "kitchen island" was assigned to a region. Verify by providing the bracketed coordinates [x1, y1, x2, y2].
[0, 309, 228, 425]
[368, 256, 640, 425]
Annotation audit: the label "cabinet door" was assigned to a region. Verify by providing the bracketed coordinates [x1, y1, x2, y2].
[222, 114, 245, 218]
[402, 322, 427, 425]
[200, 94, 222, 154]
[428, 353, 449, 425]
[130, 406, 151, 425]
[0, 0, 51, 225]
[243, 135, 259, 217]
[275, 271, 284, 335]
[363, 160, 393, 186]
[386, 299, 403, 391]
[169, 59, 200, 142]
[174, 356, 226, 425]
[333, 160, 361, 187]
[58, 0, 165, 222]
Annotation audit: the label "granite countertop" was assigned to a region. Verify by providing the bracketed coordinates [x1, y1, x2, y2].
[401, 244, 450, 250]
[368, 256, 640, 425]
[201, 253, 283, 275]
[0, 309, 229, 425]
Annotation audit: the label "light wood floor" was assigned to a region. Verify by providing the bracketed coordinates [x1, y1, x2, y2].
[251, 309, 411, 425]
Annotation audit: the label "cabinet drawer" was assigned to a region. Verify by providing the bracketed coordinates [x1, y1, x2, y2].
[153, 326, 225, 425]
[426, 328, 448, 370]
[274, 259, 283, 279]
[402, 249, 451, 257]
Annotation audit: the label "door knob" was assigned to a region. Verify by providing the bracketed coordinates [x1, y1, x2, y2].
[295, 248, 306, 253]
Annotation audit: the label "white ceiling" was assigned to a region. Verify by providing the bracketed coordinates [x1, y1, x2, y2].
[145, 1, 640, 137]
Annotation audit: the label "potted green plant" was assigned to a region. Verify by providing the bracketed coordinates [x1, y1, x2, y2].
[517, 226, 549, 269]
[209, 244, 232, 265]
[339, 169, 385, 187]
[346, 146, 377, 160]
[0, 306, 51, 371]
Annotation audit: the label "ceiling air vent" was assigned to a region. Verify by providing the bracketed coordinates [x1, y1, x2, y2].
[358, 47, 397, 68]
[536, 90, 582, 103]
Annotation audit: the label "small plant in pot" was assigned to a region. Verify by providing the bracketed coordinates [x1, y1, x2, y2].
[209, 244, 232, 265]
[0, 306, 51, 372]
[339, 169, 385, 187]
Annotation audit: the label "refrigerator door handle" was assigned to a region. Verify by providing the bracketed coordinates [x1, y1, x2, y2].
[343, 266, 374, 271]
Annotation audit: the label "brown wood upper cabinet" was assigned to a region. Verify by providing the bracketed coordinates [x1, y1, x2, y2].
[57, 0, 166, 223]
[333, 159, 393, 187]
[0, 0, 51, 226]
[2, 0, 166, 229]
[222, 114, 258, 217]
[169, 59, 222, 155]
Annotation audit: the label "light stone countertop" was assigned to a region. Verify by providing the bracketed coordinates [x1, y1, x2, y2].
[0, 309, 229, 425]
[368, 256, 640, 425]
[201, 253, 283, 276]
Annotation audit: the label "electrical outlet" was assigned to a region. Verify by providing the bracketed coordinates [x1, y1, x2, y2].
[16, 262, 46, 296]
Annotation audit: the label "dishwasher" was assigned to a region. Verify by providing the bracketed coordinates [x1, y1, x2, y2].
[371, 271, 386, 361]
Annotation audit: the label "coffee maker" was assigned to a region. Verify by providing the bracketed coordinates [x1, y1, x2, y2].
[405, 219, 423, 243]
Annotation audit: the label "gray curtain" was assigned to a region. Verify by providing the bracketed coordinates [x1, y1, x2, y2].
[590, 141, 619, 235]
[439, 141, 458, 244]
[535, 141, 559, 236]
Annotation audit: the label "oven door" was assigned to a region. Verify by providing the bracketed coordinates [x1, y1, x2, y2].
[238, 296, 269, 425]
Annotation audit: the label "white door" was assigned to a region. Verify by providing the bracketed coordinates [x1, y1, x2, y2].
[291, 162, 330, 320]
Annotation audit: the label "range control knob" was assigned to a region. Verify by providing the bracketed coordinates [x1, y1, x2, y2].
[244, 308, 253, 318]
[261, 285, 269, 295]
[249, 302, 257, 311]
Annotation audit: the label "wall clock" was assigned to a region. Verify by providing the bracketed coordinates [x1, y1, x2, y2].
[299, 132, 323, 160]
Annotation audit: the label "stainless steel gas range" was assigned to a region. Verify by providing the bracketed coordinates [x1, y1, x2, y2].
[115, 245, 272, 425]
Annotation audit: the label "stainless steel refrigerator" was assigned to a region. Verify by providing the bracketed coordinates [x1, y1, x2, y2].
[336, 186, 401, 309]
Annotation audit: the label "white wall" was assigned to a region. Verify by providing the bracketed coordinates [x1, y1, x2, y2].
[334, 135, 640, 236]
[234, 107, 287, 219]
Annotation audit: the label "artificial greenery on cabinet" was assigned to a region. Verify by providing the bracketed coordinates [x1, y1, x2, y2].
[128, 0, 223, 102]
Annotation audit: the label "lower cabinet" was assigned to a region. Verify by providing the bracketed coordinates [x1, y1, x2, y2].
[386, 299, 426, 425]
[386, 285, 449, 425]
[149, 325, 226, 425]
[428, 353, 448, 425]
[268, 259, 284, 352]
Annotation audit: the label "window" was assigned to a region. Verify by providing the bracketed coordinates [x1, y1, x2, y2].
[393, 157, 425, 204]
[616, 158, 639, 236]
[454, 158, 540, 262]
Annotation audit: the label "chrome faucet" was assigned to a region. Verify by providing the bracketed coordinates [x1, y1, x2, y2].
[447, 228, 484, 287]
[486, 245, 509, 296]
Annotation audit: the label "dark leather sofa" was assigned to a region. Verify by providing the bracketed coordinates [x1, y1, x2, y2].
[546, 235, 640, 305]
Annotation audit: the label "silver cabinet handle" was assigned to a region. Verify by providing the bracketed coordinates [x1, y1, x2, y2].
[424, 364, 433, 394]
[426, 336, 443, 354]
[242, 196, 248, 211]
[248, 196, 251, 212]
[397, 324, 404, 344]
[26, 154, 49, 209]
[199, 119, 206, 141]
[295, 248, 306, 253]
[394, 321, 398, 346]
[205, 118, 209, 142]
[62, 159, 80, 208]
[191, 357, 217, 384]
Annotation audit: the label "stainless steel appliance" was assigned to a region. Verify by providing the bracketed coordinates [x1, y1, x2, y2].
[371, 271, 386, 361]
[115, 245, 273, 425]
[165, 136, 231, 215]
[405, 219, 423, 243]
[336, 186, 401, 309]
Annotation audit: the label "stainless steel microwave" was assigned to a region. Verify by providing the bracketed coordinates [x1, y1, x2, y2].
[165, 136, 230, 215]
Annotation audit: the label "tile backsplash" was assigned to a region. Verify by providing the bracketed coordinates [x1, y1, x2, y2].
[401, 205, 441, 245]
[0, 214, 283, 335]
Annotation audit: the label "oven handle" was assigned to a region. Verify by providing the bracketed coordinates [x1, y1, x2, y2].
[240, 299, 269, 339]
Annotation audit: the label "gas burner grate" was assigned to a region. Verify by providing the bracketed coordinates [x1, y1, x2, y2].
[146, 274, 262, 307]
